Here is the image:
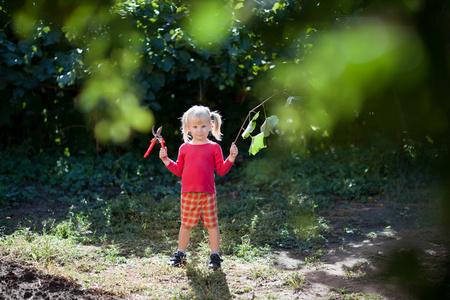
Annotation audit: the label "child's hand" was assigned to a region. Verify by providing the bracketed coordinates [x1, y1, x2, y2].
[229, 143, 238, 162]
[159, 147, 169, 165]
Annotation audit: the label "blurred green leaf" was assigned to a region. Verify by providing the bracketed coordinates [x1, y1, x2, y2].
[183, 1, 232, 48]
[272, 18, 426, 133]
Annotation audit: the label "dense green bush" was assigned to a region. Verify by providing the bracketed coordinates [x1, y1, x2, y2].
[239, 139, 434, 207]
[0, 150, 172, 208]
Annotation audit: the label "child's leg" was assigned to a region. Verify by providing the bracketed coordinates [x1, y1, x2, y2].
[207, 226, 220, 252]
[169, 227, 191, 267]
[178, 225, 192, 250]
[207, 225, 223, 269]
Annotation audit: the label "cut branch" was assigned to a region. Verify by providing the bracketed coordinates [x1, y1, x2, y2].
[233, 90, 284, 144]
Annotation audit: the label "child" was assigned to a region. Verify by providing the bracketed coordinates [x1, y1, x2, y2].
[159, 105, 238, 269]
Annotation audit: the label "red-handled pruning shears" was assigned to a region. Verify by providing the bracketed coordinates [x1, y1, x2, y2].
[143, 126, 166, 158]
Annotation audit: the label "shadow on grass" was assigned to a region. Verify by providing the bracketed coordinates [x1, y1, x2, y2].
[183, 265, 231, 299]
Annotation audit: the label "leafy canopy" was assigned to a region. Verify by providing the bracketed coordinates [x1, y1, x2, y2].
[1, 0, 448, 159]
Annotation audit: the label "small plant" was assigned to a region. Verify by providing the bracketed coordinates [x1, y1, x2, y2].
[343, 261, 370, 279]
[284, 271, 306, 292]
[249, 266, 279, 281]
[235, 235, 262, 261]
[304, 249, 324, 268]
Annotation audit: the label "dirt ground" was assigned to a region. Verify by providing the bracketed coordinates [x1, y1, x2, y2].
[0, 260, 120, 300]
[273, 202, 450, 300]
[1, 197, 449, 299]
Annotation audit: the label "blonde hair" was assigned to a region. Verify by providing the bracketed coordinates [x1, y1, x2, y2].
[181, 105, 223, 143]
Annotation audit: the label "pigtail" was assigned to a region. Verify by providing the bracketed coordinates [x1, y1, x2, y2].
[181, 111, 190, 143]
[210, 111, 223, 141]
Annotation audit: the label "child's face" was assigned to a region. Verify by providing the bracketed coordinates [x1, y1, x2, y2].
[188, 119, 212, 143]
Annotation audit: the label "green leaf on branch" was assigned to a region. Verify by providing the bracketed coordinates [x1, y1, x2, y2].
[249, 132, 266, 155]
[260, 115, 279, 137]
[42, 27, 60, 46]
[242, 111, 260, 139]
[161, 56, 175, 72]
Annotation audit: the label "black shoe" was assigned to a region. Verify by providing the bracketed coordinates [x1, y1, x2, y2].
[208, 254, 223, 270]
[168, 251, 186, 267]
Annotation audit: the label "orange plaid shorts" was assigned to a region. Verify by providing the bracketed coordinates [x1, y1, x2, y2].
[180, 192, 218, 228]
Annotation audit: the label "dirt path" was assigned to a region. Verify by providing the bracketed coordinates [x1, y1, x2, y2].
[274, 231, 431, 299]
[270, 200, 450, 299]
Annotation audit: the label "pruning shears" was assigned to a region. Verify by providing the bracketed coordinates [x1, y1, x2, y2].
[143, 126, 166, 158]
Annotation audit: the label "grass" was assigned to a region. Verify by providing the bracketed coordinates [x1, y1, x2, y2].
[328, 287, 385, 300]
[0, 140, 442, 298]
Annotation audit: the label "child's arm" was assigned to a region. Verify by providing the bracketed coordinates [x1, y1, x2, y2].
[215, 143, 238, 176]
[160, 146, 184, 177]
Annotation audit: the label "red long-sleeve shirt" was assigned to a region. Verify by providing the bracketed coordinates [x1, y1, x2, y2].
[166, 141, 233, 194]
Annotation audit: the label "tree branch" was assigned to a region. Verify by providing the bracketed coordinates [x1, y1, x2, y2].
[233, 90, 284, 144]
